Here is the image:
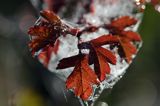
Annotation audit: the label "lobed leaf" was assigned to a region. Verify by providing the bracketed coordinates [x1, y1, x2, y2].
[90, 35, 119, 47]
[110, 16, 137, 30]
[40, 10, 61, 25]
[57, 54, 83, 69]
[118, 37, 137, 63]
[66, 55, 99, 100]
[121, 31, 141, 41]
[93, 50, 111, 81]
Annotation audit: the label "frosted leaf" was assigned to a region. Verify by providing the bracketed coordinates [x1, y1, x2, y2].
[29, 0, 143, 106]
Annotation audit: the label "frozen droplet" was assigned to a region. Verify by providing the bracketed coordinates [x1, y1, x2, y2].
[81, 49, 90, 54]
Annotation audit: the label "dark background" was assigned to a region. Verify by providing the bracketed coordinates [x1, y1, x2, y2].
[0, 0, 160, 106]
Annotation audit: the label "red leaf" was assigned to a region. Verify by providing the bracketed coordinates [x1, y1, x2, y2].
[106, 16, 142, 63]
[96, 47, 117, 65]
[107, 16, 141, 42]
[110, 16, 137, 30]
[118, 37, 137, 63]
[66, 55, 99, 100]
[86, 35, 118, 81]
[28, 26, 58, 54]
[28, 26, 49, 37]
[58, 35, 117, 82]
[90, 45, 116, 81]
[93, 49, 111, 81]
[121, 31, 141, 41]
[90, 34, 119, 47]
[28, 10, 84, 56]
[58, 35, 118, 82]
[40, 10, 61, 25]
[28, 26, 49, 51]
[57, 54, 84, 69]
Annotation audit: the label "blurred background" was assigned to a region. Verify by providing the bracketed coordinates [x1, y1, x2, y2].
[0, 0, 160, 106]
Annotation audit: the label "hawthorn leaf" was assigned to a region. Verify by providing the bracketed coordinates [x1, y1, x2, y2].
[106, 16, 142, 63]
[28, 26, 49, 37]
[28, 26, 58, 54]
[96, 47, 117, 65]
[118, 37, 137, 63]
[92, 49, 111, 81]
[40, 10, 61, 25]
[28, 26, 50, 53]
[121, 31, 141, 41]
[57, 54, 84, 69]
[90, 34, 119, 47]
[88, 35, 118, 81]
[66, 55, 99, 100]
[110, 16, 137, 30]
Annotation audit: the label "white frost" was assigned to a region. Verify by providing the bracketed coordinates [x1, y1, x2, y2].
[36, 0, 143, 104]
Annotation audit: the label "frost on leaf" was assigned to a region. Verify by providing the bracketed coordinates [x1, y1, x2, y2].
[108, 16, 138, 31]
[28, 10, 78, 66]
[57, 34, 120, 99]
[118, 37, 137, 63]
[90, 35, 118, 81]
[107, 16, 141, 63]
[28, 26, 56, 54]
[90, 35, 119, 47]
[40, 10, 61, 26]
[91, 47, 114, 81]
[27, 0, 146, 104]
[28, 10, 76, 54]
[59, 54, 99, 100]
